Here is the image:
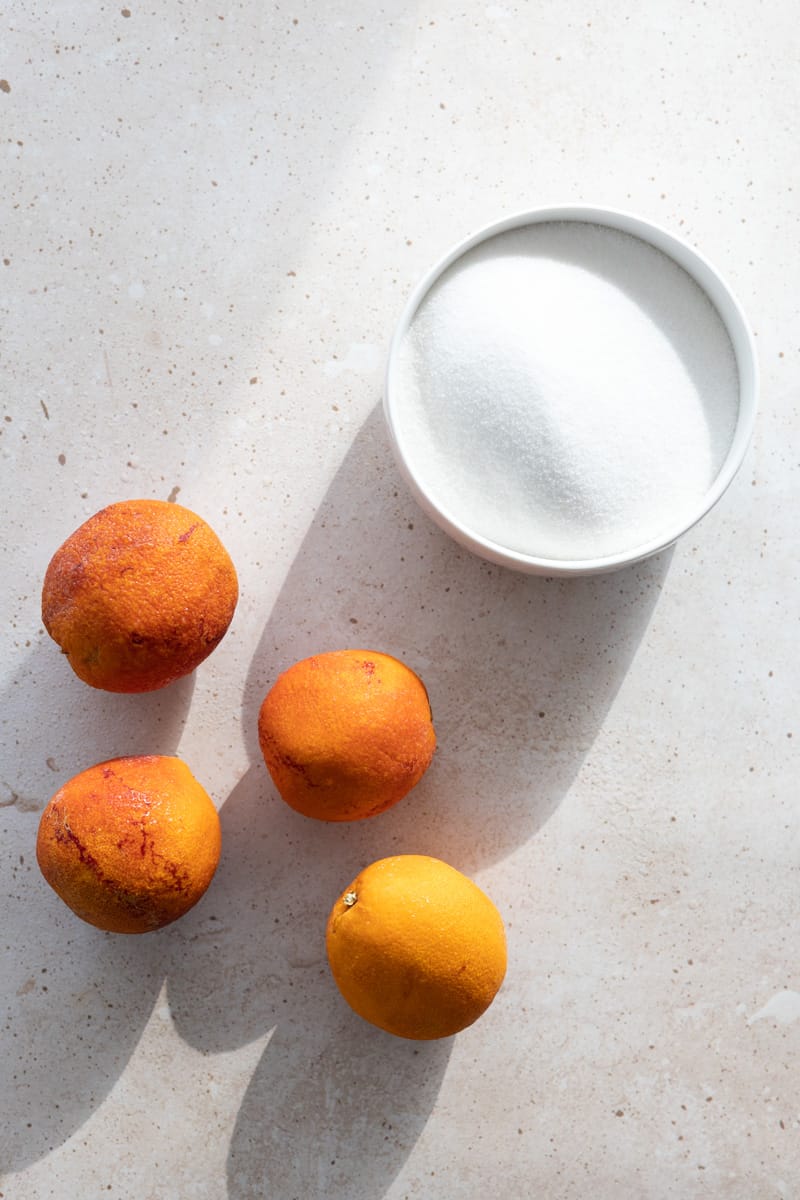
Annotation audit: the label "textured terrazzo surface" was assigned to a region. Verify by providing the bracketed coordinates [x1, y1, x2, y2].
[2, 2, 799, 1197]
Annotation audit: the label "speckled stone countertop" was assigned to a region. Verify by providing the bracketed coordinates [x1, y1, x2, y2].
[2, 3, 798, 1198]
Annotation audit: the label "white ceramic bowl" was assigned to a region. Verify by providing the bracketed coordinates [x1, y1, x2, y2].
[384, 205, 758, 576]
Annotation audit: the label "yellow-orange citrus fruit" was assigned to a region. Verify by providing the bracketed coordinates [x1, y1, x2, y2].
[257, 649, 436, 822]
[326, 854, 507, 1039]
[42, 498, 238, 693]
[36, 755, 221, 934]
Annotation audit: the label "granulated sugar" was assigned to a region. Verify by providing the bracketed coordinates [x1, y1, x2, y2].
[394, 221, 739, 561]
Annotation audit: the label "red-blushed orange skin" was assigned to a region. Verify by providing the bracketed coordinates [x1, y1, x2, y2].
[41, 499, 238, 693]
[35, 755, 222, 934]
[257, 649, 436, 822]
[326, 855, 508, 1040]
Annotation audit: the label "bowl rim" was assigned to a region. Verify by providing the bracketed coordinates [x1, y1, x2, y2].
[383, 203, 759, 577]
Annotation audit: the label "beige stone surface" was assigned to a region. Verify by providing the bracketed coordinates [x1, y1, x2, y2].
[1, 2, 798, 1197]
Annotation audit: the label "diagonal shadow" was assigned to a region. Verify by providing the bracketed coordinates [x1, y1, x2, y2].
[1, 638, 191, 1172]
[165, 398, 671, 1198]
[227, 1009, 451, 1200]
[165, 764, 454, 1200]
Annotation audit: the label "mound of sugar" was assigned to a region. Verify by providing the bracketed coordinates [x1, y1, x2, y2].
[394, 222, 739, 561]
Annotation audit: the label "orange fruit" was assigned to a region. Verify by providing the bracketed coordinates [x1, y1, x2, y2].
[326, 854, 507, 1039]
[257, 649, 436, 822]
[36, 755, 221, 934]
[41, 498, 238, 693]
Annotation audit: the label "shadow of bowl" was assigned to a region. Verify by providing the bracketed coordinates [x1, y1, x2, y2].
[166, 400, 671, 1196]
[240, 403, 672, 874]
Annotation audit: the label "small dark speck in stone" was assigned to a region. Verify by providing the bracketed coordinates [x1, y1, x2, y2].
[0, 80, 10, 93]
[58, 453, 66, 465]
[121, 7, 131, 16]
